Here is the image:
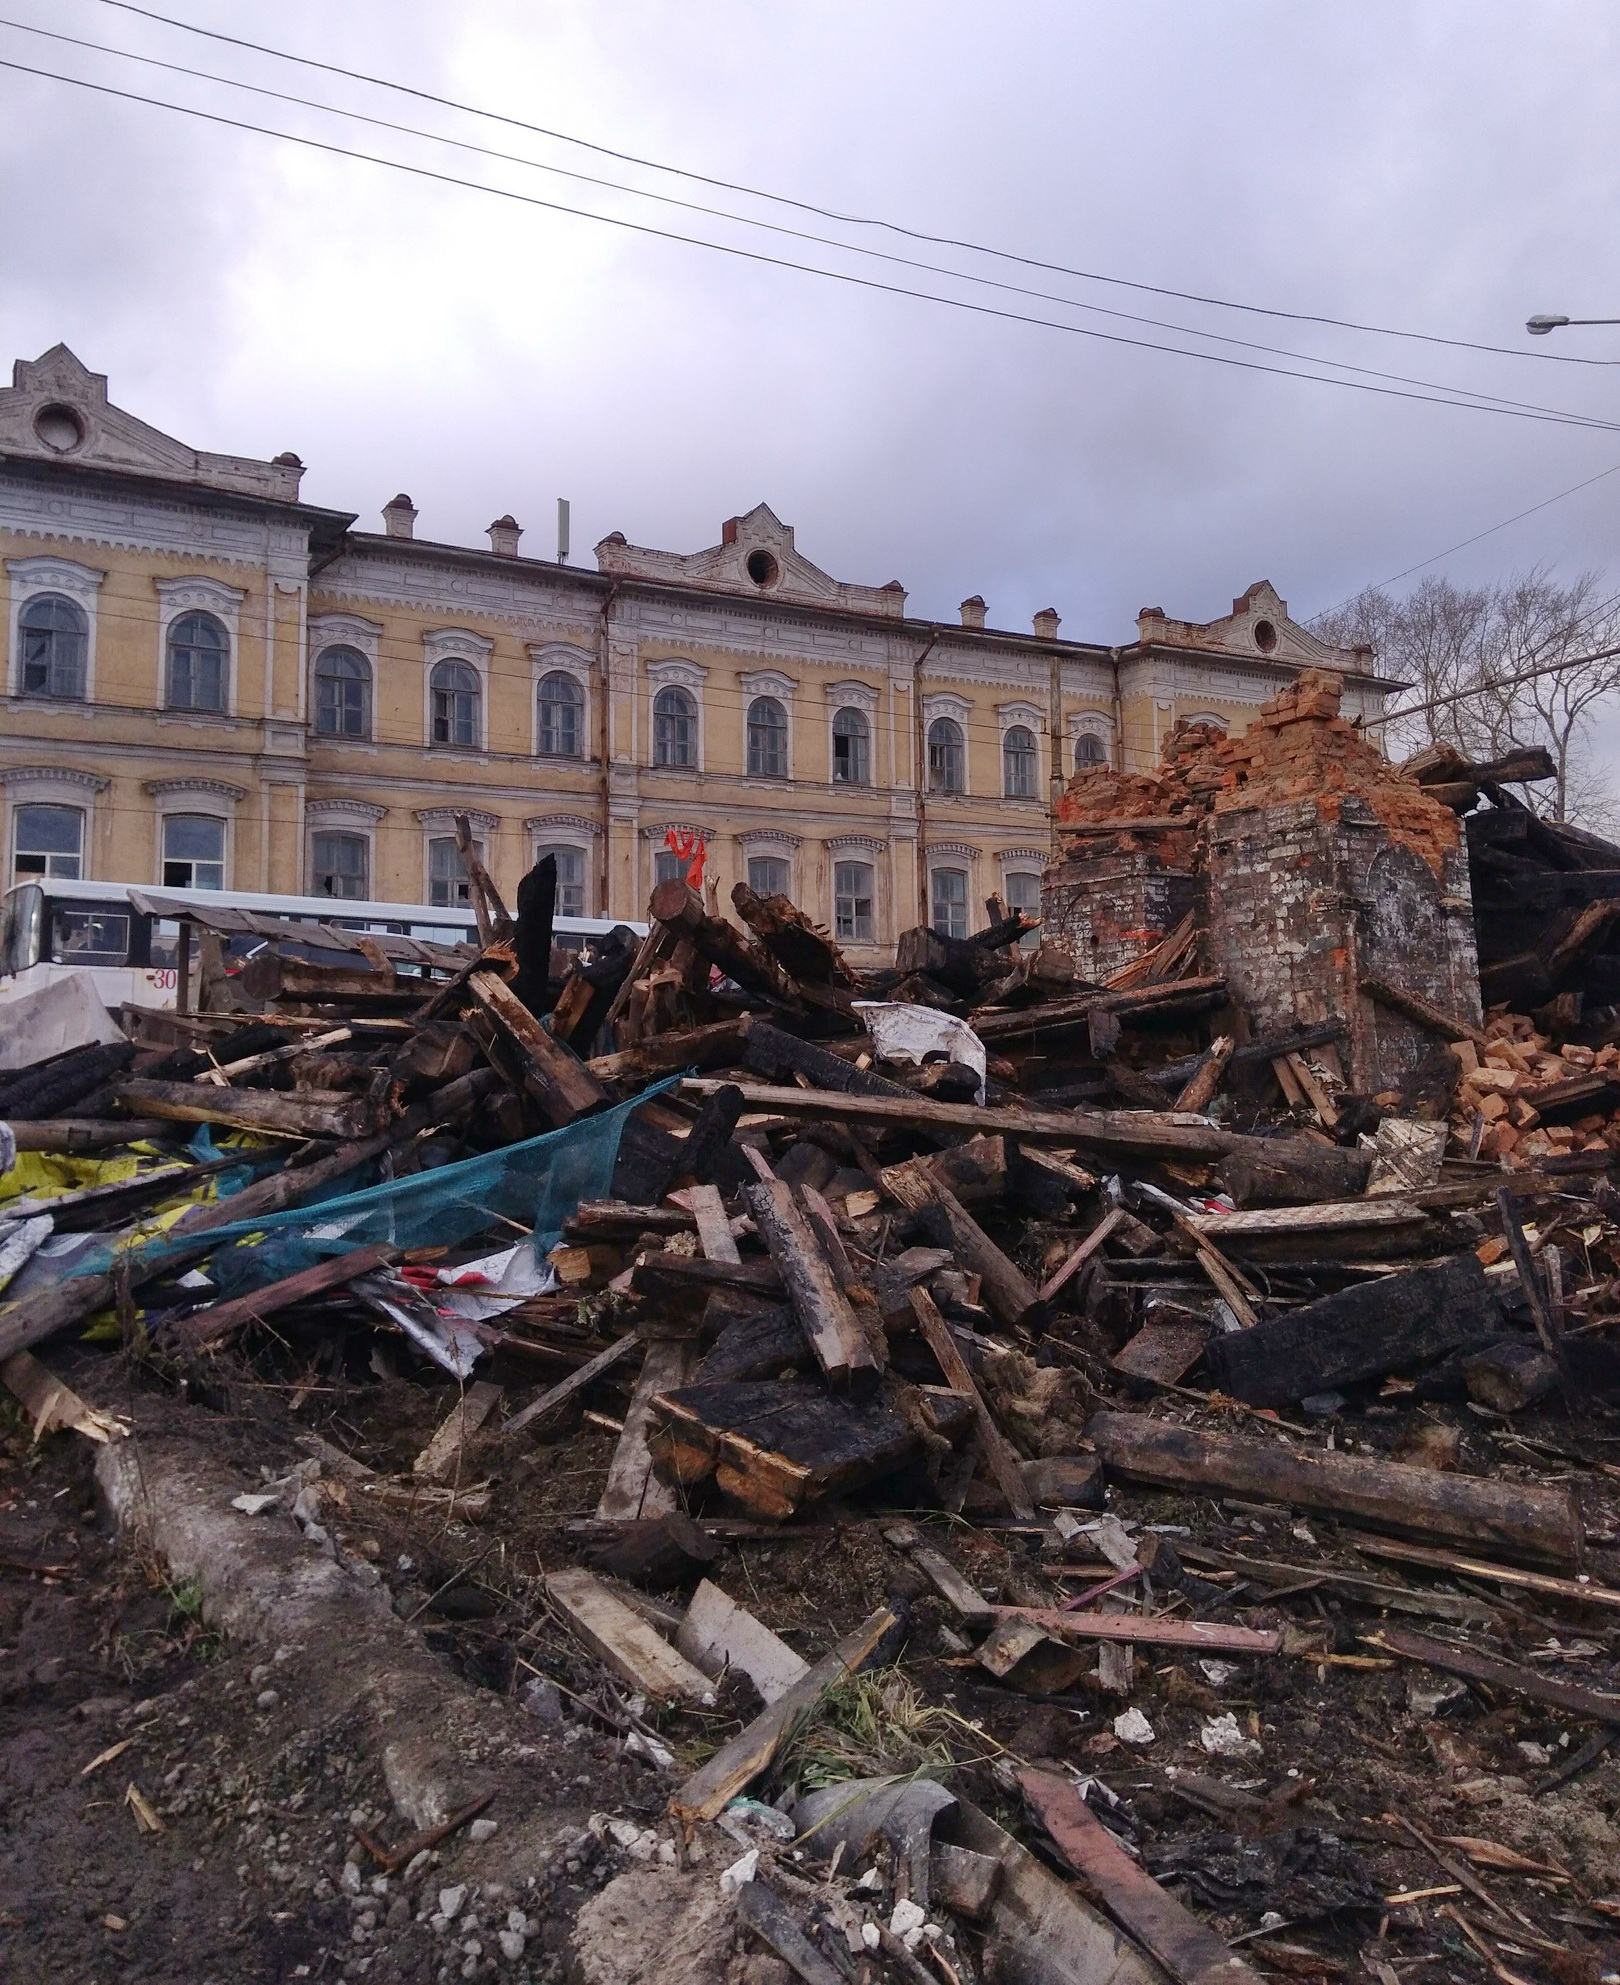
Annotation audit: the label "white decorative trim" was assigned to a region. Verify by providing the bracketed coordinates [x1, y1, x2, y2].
[6, 553, 105, 700]
[416, 806, 501, 834]
[423, 628, 492, 753]
[1067, 711, 1113, 738]
[142, 778, 246, 809]
[645, 657, 708, 690]
[308, 611, 382, 663]
[738, 667, 797, 701]
[0, 762, 107, 793]
[825, 833, 886, 855]
[1178, 710, 1230, 731]
[642, 820, 715, 842]
[922, 691, 972, 725]
[996, 699, 1046, 732]
[305, 797, 388, 825]
[926, 841, 980, 863]
[526, 811, 602, 839]
[999, 847, 1052, 868]
[737, 827, 803, 852]
[823, 677, 881, 715]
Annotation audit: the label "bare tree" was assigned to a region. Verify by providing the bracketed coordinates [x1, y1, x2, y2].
[1314, 569, 1620, 829]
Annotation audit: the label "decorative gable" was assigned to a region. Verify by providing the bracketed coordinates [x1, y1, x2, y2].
[1136, 579, 1375, 672]
[594, 501, 908, 618]
[0, 345, 306, 504]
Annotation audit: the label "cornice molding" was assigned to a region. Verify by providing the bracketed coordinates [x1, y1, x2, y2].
[526, 812, 602, 839]
[0, 762, 109, 793]
[142, 777, 247, 805]
[415, 806, 500, 833]
[305, 797, 387, 824]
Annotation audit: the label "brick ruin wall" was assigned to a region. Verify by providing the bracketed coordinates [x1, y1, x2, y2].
[1041, 670, 1481, 1093]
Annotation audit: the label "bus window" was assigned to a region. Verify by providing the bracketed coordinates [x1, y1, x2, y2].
[51, 903, 132, 967]
[1, 885, 45, 977]
[149, 919, 181, 971]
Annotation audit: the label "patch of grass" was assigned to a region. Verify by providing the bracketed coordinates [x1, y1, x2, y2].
[780, 1667, 985, 1792]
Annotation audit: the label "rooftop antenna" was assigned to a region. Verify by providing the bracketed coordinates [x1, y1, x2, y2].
[556, 497, 571, 565]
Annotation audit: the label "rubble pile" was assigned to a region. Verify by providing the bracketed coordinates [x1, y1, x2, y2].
[5, 738, 1620, 1983]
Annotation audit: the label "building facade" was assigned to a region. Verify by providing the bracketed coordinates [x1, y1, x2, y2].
[0, 346, 1393, 962]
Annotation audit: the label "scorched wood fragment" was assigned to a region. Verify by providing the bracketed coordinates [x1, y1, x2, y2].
[1087, 1409, 1584, 1569]
[465, 969, 606, 1125]
[745, 1178, 882, 1393]
[1209, 1253, 1504, 1405]
[647, 1379, 971, 1522]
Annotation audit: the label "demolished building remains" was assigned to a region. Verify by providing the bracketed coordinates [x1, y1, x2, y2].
[5, 690, 1620, 1984]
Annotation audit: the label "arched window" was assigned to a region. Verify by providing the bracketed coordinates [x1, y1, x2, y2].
[746, 695, 788, 777]
[537, 671, 584, 757]
[653, 686, 697, 767]
[430, 659, 480, 746]
[19, 593, 88, 699]
[1074, 731, 1108, 771]
[312, 831, 369, 900]
[429, 834, 480, 908]
[162, 813, 225, 890]
[1003, 725, 1038, 798]
[930, 866, 969, 938]
[832, 706, 870, 785]
[12, 803, 83, 882]
[166, 612, 228, 712]
[313, 646, 371, 738]
[535, 842, 586, 917]
[747, 855, 791, 897]
[834, 860, 875, 942]
[927, 717, 965, 793]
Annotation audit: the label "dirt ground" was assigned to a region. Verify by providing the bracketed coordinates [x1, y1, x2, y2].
[7, 1343, 1620, 1985]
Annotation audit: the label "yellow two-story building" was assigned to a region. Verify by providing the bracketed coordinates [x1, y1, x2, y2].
[0, 345, 1390, 961]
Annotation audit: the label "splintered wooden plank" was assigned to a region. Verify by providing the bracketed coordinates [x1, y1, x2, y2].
[545, 1568, 713, 1704]
[908, 1546, 995, 1626]
[670, 1605, 896, 1825]
[466, 969, 606, 1124]
[910, 1287, 1034, 1519]
[413, 1381, 503, 1482]
[992, 1608, 1282, 1655]
[675, 1579, 810, 1703]
[746, 1178, 879, 1395]
[597, 1339, 696, 1522]
[1019, 1769, 1267, 1985]
[502, 1332, 640, 1438]
[1376, 1624, 1620, 1726]
[685, 1182, 742, 1265]
[165, 1242, 399, 1356]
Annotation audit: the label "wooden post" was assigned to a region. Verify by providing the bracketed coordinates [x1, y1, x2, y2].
[745, 1178, 881, 1396]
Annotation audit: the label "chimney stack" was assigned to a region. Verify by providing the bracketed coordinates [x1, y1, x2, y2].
[959, 595, 987, 630]
[1033, 607, 1061, 640]
[487, 514, 522, 557]
[382, 493, 417, 540]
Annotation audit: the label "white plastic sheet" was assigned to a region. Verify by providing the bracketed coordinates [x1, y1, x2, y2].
[851, 1000, 988, 1104]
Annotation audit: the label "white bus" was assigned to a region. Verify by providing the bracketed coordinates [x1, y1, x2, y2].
[0, 875, 643, 1013]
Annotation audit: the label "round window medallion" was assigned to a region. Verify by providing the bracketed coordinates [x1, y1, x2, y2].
[1253, 618, 1278, 653]
[745, 549, 779, 588]
[33, 403, 86, 454]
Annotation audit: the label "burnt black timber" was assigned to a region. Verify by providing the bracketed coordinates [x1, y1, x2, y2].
[630, 1252, 784, 1306]
[694, 1300, 812, 1383]
[744, 1022, 914, 1099]
[1209, 1253, 1504, 1406]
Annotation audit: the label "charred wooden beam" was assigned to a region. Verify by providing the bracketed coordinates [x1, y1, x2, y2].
[1087, 1409, 1583, 1569]
[466, 969, 606, 1125]
[745, 1178, 882, 1395]
[111, 1077, 370, 1140]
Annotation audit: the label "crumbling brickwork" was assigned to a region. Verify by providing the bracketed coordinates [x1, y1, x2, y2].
[1042, 672, 1480, 1093]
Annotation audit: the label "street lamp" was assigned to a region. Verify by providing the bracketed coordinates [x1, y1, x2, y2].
[1527, 313, 1620, 335]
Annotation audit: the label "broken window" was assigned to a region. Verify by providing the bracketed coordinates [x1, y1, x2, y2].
[832, 706, 870, 784]
[834, 859, 875, 942]
[931, 865, 968, 938]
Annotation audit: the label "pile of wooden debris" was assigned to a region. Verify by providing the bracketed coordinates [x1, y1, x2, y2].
[7, 783, 1620, 1984]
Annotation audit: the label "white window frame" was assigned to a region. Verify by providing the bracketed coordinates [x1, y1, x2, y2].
[1067, 711, 1115, 771]
[417, 807, 500, 905]
[530, 644, 593, 760]
[422, 629, 493, 754]
[645, 658, 707, 773]
[7, 555, 104, 702]
[155, 576, 245, 719]
[144, 778, 244, 892]
[308, 612, 382, 741]
[304, 798, 386, 899]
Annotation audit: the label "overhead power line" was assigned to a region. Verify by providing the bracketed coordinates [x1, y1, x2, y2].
[4, 52, 1620, 435]
[90, 0, 1620, 370]
[0, 13, 1600, 420]
[1376, 641, 1620, 724]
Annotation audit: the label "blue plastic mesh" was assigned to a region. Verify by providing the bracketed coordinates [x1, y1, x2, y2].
[74, 1082, 671, 1297]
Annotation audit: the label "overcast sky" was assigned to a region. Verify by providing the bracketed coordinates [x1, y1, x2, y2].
[5, 0, 1620, 650]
